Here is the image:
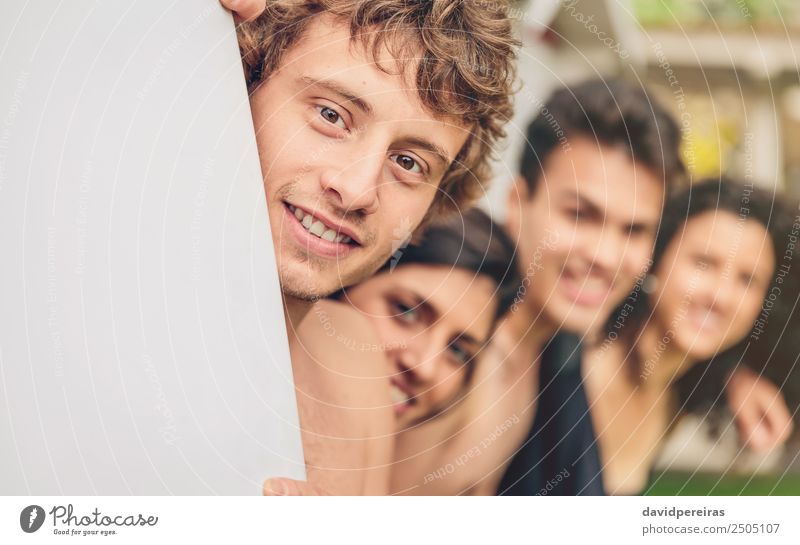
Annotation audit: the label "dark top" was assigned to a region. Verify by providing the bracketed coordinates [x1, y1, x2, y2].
[497, 332, 605, 496]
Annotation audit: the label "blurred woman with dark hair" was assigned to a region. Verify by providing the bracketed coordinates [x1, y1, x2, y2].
[340, 208, 521, 431]
[585, 178, 795, 494]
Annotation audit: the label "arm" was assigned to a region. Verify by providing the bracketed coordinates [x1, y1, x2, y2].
[726, 366, 794, 452]
[287, 301, 395, 495]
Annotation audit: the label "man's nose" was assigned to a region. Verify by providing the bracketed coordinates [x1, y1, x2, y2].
[587, 225, 625, 273]
[319, 151, 383, 215]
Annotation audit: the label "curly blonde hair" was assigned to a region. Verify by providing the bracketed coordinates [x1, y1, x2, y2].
[238, 0, 517, 227]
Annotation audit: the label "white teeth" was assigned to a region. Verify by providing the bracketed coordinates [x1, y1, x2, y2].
[390, 385, 410, 405]
[582, 279, 607, 290]
[567, 272, 609, 292]
[288, 203, 354, 245]
[309, 220, 325, 237]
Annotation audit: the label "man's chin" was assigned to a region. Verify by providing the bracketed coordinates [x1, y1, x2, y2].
[550, 305, 609, 338]
[277, 251, 389, 301]
[279, 276, 341, 302]
[278, 264, 365, 302]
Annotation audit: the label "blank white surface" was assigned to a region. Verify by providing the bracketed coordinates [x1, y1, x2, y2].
[0, 0, 305, 494]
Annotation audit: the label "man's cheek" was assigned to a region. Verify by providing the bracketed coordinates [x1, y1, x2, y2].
[623, 246, 654, 282]
[733, 300, 760, 336]
[541, 243, 570, 279]
[546, 213, 575, 236]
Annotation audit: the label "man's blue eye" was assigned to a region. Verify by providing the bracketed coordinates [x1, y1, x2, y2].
[317, 106, 346, 129]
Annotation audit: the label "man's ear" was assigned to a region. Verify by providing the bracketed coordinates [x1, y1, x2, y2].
[505, 175, 529, 240]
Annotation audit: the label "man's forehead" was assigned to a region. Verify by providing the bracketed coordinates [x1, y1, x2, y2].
[538, 137, 664, 216]
[280, 15, 467, 128]
[281, 15, 413, 85]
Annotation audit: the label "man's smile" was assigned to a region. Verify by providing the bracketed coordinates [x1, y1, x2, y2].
[282, 201, 362, 259]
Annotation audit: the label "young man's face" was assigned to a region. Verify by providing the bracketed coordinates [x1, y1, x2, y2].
[249, 16, 470, 300]
[508, 136, 664, 336]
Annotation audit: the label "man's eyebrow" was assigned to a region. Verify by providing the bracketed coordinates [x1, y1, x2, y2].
[560, 189, 603, 217]
[561, 189, 658, 228]
[299, 76, 373, 116]
[398, 136, 453, 169]
[625, 219, 658, 232]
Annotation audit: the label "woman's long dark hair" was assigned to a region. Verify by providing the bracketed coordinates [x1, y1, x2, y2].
[605, 177, 787, 385]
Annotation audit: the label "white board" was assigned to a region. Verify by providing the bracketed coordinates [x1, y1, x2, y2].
[0, 0, 305, 494]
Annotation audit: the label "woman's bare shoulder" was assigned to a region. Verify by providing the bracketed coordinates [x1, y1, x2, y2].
[297, 299, 391, 381]
[292, 300, 395, 494]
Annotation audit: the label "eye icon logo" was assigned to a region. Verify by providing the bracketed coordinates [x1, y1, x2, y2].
[20, 505, 45, 533]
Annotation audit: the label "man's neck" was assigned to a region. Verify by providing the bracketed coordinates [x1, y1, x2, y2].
[637, 321, 695, 389]
[500, 297, 556, 366]
[283, 295, 314, 335]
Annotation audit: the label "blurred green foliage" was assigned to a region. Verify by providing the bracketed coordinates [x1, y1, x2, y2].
[631, 0, 800, 29]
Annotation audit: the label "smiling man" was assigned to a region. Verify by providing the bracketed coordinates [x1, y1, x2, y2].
[493, 79, 680, 495]
[233, 0, 517, 494]
[240, 3, 515, 307]
[246, 22, 467, 302]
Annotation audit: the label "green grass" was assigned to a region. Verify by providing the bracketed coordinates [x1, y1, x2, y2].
[644, 471, 800, 496]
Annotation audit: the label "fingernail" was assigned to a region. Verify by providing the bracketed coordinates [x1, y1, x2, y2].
[265, 479, 287, 496]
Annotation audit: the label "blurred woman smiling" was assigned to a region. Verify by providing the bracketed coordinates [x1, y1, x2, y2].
[586, 178, 793, 495]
